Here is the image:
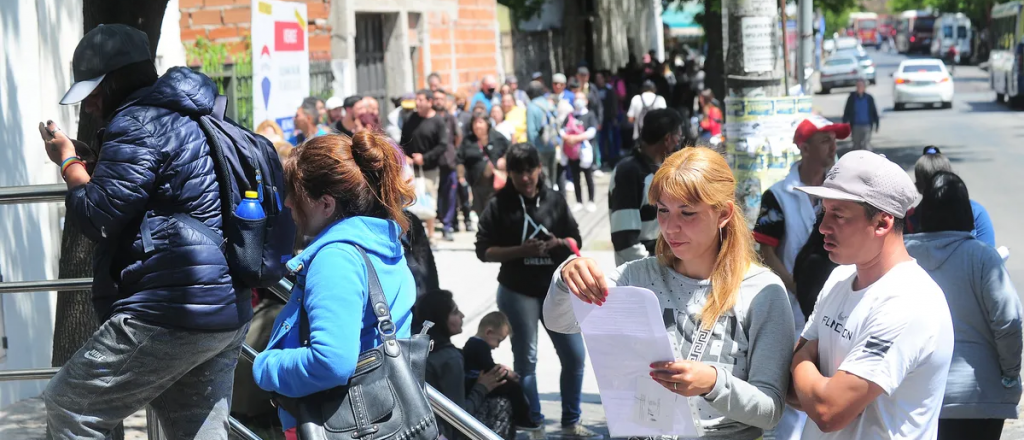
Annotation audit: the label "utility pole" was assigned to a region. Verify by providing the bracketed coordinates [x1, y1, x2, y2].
[722, 0, 811, 225]
[796, 0, 815, 92]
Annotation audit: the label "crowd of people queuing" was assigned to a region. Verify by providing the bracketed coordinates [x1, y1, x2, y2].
[36, 24, 1022, 440]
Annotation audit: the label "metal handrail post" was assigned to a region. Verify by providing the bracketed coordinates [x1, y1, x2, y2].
[229, 415, 263, 440]
[0, 183, 68, 205]
[0, 278, 92, 294]
[0, 367, 60, 381]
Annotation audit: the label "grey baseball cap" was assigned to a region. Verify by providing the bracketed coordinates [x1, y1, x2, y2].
[61, 24, 152, 105]
[552, 73, 567, 84]
[796, 151, 918, 218]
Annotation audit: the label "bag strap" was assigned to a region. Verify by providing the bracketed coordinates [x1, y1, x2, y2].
[298, 244, 400, 357]
[212, 95, 228, 121]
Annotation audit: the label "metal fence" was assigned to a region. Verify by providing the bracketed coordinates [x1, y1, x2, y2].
[0, 184, 500, 440]
[203, 60, 335, 130]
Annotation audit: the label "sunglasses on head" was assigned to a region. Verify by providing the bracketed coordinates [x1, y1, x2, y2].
[923, 146, 940, 155]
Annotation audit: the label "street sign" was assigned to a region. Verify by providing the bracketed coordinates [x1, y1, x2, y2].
[252, 0, 310, 139]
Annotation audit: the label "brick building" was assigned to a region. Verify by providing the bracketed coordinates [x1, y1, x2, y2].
[178, 0, 504, 106]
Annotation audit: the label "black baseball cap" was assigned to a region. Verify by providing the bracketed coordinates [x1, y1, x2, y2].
[61, 24, 152, 105]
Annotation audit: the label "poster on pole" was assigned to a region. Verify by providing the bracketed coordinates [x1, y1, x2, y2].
[252, 0, 309, 140]
[724, 96, 813, 225]
[741, 16, 774, 73]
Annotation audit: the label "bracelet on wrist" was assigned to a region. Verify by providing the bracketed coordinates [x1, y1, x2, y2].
[60, 156, 82, 170]
[61, 159, 85, 181]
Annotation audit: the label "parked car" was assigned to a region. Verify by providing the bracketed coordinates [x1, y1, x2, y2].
[819, 56, 862, 94]
[835, 48, 877, 84]
[893, 59, 954, 110]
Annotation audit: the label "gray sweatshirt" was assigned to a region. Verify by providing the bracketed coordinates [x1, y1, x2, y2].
[905, 231, 1023, 419]
[543, 257, 794, 440]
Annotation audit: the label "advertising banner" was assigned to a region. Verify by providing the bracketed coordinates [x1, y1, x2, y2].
[252, 0, 309, 140]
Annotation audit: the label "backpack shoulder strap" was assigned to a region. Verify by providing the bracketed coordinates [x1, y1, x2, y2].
[212, 95, 228, 121]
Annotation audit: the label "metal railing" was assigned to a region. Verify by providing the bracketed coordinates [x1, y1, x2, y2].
[0, 184, 502, 440]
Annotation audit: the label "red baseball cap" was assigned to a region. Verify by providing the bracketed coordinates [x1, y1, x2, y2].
[793, 115, 851, 145]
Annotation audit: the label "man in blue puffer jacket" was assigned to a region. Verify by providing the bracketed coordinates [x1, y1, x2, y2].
[38, 24, 251, 439]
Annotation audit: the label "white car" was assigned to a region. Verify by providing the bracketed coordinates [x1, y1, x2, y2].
[893, 59, 954, 110]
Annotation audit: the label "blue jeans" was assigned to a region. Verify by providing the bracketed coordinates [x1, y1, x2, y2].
[496, 284, 586, 426]
[599, 121, 622, 166]
[43, 313, 249, 439]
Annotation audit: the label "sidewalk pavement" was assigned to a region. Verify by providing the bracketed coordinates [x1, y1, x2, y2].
[434, 171, 615, 439]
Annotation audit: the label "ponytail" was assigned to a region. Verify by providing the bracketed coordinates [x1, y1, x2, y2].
[350, 130, 414, 233]
[283, 132, 414, 235]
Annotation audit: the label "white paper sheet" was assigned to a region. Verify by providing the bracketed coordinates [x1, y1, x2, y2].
[571, 286, 703, 437]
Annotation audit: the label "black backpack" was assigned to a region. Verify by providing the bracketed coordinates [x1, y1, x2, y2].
[190, 96, 296, 288]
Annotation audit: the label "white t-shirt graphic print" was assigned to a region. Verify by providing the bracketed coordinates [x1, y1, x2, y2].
[801, 261, 954, 440]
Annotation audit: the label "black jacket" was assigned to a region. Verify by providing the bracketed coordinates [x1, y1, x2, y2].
[475, 184, 582, 297]
[400, 112, 454, 171]
[842, 92, 880, 129]
[457, 129, 509, 186]
[66, 67, 249, 330]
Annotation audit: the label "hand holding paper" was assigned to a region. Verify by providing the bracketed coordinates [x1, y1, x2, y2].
[570, 286, 704, 437]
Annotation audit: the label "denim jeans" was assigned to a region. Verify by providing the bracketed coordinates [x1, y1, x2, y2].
[599, 121, 622, 167]
[43, 313, 249, 440]
[496, 284, 586, 426]
[438, 170, 459, 229]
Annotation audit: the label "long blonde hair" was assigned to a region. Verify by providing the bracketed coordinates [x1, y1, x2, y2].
[648, 147, 758, 329]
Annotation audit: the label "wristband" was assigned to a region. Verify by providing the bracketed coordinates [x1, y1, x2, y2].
[60, 156, 82, 170]
[61, 159, 85, 180]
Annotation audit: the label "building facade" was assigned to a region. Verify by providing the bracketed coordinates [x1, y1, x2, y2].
[178, 0, 503, 105]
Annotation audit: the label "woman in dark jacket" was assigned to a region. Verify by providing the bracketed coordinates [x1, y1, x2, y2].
[474, 143, 592, 436]
[413, 290, 509, 440]
[39, 25, 251, 438]
[458, 114, 510, 216]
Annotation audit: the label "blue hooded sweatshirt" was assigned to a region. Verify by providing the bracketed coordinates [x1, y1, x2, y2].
[905, 231, 1023, 419]
[252, 216, 416, 430]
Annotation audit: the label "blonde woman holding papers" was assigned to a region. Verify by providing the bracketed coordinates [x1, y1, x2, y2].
[543, 147, 794, 439]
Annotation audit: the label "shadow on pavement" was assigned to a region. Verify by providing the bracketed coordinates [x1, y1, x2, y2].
[839, 145, 988, 170]
[539, 392, 603, 405]
[964, 100, 1016, 113]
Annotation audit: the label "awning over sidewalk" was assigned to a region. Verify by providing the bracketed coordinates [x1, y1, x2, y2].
[662, 2, 704, 38]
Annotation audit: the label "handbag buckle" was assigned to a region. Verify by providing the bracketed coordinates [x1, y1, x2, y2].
[354, 425, 380, 438]
[378, 320, 396, 337]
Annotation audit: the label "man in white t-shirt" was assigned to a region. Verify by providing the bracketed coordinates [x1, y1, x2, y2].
[626, 80, 667, 142]
[789, 151, 954, 440]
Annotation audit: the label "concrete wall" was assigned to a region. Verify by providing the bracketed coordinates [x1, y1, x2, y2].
[0, 0, 83, 408]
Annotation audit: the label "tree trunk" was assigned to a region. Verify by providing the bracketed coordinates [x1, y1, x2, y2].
[704, 0, 725, 100]
[50, 2, 169, 439]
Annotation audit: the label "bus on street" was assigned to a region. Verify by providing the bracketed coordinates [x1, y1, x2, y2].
[990, 1, 1023, 106]
[849, 12, 880, 48]
[895, 10, 939, 54]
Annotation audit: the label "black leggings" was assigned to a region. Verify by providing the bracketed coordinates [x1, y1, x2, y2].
[568, 159, 595, 203]
[937, 418, 1004, 440]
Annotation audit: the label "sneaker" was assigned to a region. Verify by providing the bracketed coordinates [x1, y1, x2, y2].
[565, 181, 575, 193]
[585, 202, 597, 212]
[558, 424, 603, 440]
[525, 428, 547, 440]
[593, 169, 605, 177]
[571, 203, 584, 213]
[516, 420, 544, 431]
[441, 228, 455, 242]
[465, 220, 476, 232]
